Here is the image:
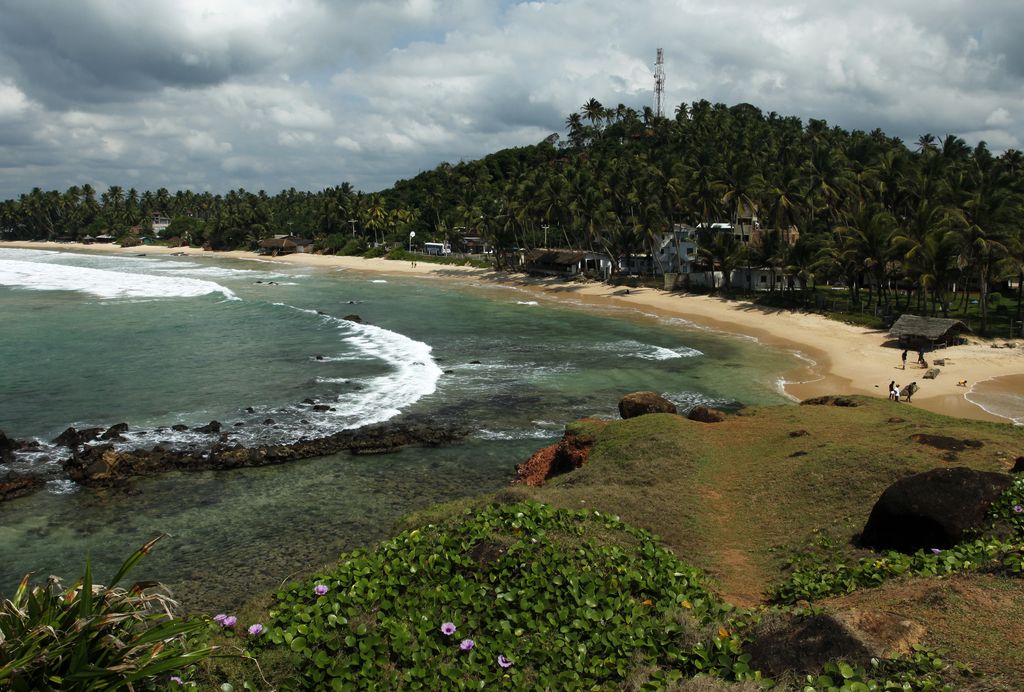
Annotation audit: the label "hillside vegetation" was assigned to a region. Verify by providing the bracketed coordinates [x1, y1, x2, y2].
[185, 397, 1024, 689]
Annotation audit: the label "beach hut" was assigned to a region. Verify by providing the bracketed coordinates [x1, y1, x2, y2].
[258, 235, 314, 256]
[888, 314, 971, 348]
[522, 249, 612, 279]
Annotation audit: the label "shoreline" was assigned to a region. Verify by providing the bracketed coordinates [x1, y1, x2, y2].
[5, 240, 1023, 424]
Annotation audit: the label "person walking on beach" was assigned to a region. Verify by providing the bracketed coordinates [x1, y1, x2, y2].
[901, 381, 918, 403]
[888, 380, 897, 400]
[901, 349, 907, 369]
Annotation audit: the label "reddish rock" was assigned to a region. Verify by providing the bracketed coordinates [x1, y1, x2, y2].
[514, 433, 593, 487]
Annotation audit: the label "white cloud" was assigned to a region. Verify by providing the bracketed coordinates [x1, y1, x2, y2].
[0, 80, 32, 119]
[1, 0, 1024, 198]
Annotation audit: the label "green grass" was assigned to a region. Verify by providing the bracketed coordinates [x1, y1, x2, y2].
[194, 397, 1024, 688]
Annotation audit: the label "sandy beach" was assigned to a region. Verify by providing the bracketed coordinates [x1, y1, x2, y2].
[6, 240, 1023, 424]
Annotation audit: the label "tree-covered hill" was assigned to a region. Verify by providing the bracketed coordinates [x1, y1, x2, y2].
[3, 99, 1023, 333]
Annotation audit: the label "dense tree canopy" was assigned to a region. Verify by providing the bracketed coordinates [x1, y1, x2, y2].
[2, 99, 1022, 332]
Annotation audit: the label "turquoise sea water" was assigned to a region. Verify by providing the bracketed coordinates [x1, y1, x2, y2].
[0, 248, 799, 612]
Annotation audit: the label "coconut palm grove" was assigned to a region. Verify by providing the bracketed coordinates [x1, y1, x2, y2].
[2, 99, 1023, 335]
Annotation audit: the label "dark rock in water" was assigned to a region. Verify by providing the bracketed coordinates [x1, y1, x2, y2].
[444, 369, 454, 374]
[860, 467, 1013, 552]
[303, 398, 317, 405]
[0, 474, 45, 502]
[1011, 456, 1024, 474]
[52, 426, 104, 448]
[300, 419, 309, 425]
[469, 360, 481, 365]
[244, 407, 255, 413]
[312, 404, 331, 412]
[746, 609, 925, 678]
[343, 314, 363, 323]
[100, 423, 129, 440]
[263, 418, 276, 425]
[316, 310, 327, 315]
[234, 422, 245, 427]
[60, 418, 470, 487]
[0, 431, 15, 463]
[171, 424, 189, 432]
[686, 406, 726, 423]
[194, 421, 222, 434]
[618, 391, 677, 419]
[800, 396, 859, 407]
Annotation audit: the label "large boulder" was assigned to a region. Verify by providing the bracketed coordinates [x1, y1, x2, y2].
[617, 391, 677, 419]
[747, 609, 925, 678]
[860, 467, 1013, 552]
[686, 406, 727, 423]
[52, 426, 105, 448]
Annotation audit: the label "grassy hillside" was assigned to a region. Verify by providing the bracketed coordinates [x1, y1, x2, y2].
[194, 397, 1023, 689]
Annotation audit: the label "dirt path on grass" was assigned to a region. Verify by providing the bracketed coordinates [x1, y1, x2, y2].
[692, 429, 775, 607]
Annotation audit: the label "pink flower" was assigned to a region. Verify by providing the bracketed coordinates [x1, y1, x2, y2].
[930, 548, 942, 555]
[248, 623, 264, 636]
[498, 654, 513, 668]
[222, 615, 237, 627]
[314, 584, 329, 596]
[212, 613, 227, 624]
[440, 622, 456, 636]
[170, 676, 183, 685]
[1013, 504, 1023, 514]
[460, 638, 475, 651]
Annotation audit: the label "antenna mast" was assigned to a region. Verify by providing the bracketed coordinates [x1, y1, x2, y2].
[654, 48, 665, 118]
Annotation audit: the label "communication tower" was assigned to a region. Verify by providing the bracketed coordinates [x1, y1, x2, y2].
[654, 48, 665, 119]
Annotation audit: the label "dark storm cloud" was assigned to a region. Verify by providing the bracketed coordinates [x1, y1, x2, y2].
[0, 0, 1022, 200]
[0, 1, 268, 107]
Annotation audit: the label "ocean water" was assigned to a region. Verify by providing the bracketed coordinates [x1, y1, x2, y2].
[0, 248, 799, 612]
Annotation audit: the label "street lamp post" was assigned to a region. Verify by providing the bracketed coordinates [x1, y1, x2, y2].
[541, 225, 549, 248]
[347, 219, 357, 236]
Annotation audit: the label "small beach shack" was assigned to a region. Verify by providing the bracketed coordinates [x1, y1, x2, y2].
[258, 235, 314, 256]
[888, 314, 971, 349]
[522, 249, 612, 279]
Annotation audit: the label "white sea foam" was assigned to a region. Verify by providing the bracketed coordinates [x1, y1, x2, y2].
[0, 257, 238, 300]
[595, 339, 703, 361]
[277, 305, 443, 430]
[371, 279, 388, 283]
[475, 428, 560, 441]
[516, 300, 539, 306]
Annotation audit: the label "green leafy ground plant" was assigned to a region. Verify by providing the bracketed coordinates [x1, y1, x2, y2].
[245, 501, 760, 689]
[0, 536, 214, 690]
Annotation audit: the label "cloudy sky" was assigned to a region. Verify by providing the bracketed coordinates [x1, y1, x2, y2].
[0, 0, 1021, 200]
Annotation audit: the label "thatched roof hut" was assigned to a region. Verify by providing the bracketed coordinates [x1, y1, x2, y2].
[258, 235, 313, 255]
[888, 314, 971, 347]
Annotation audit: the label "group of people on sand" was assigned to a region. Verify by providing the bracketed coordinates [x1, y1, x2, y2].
[900, 347, 928, 370]
[889, 380, 918, 403]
